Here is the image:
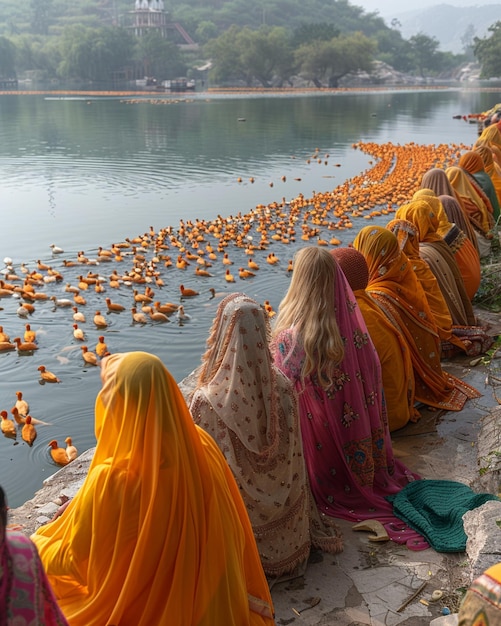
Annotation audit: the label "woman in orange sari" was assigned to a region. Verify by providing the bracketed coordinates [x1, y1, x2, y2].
[408, 192, 481, 300]
[331, 247, 417, 431]
[445, 166, 494, 257]
[438, 194, 482, 300]
[420, 168, 480, 253]
[353, 226, 480, 411]
[475, 144, 501, 207]
[387, 218, 491, 358]
[395, 200, 476, 326]
[459, 150, 500, 221]
[477, 123, 501, 166]
[32, 352, 275, 626]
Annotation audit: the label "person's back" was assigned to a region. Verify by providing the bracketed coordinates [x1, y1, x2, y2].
[189, 292, 342, 579]
[32, 352, 275, 626]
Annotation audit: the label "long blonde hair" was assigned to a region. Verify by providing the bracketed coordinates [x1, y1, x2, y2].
[273, 247, 345, 389]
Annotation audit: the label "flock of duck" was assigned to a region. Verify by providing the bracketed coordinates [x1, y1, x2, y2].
[0, 136, 472, 472]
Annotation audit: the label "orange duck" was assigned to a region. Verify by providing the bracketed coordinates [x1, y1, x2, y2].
[81, 346, 98, 366]
[65, 437, 78, 462]
[1, 411, 16, 438]
[13, 337, 38, 352]
[22, 416, 37, 446]
[48, 440, 70, 466]
[37, 365, 61, 383]
[179, 285, 199, 297]
[95, 336, 108, 358]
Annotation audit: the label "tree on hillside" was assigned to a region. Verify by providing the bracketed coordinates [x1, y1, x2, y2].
[474, 21, 501, 78]
[0, 36, 16, 77]
[293, 23, 340, 44]
[58, 26, 135, 82]
[408, 33, 441, 77]
[205, 25, 294, 87]
[134, 31, 185, 79]
[295, 31, 375, 87]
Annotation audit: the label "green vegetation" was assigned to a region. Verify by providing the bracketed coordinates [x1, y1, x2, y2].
[0, 0, 469, 85]
[475, 22, 501, 78]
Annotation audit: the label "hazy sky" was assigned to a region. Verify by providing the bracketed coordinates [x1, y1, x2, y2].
[356, 0, 501, 17]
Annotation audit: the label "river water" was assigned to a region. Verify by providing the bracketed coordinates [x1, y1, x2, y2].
[0, 87, 496, 507]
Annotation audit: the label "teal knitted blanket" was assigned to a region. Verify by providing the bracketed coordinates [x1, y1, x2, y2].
[387, 479, 499, 552]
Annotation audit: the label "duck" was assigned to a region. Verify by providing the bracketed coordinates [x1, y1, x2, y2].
[131, 307, 148, 324]
[148, 308, 170, 323]
[72, 306, 86, 322]
[13, 337, 38, 352]
[65, 437, 78, 462]
[22, 415, 37, 446]
[238, 268, 255, 279]
[105, 297, 125, 312]
[179, 285, 199, 297]
[0, 341, 15, 352]
[247, 258, 260, 270]
[176, 305, 191, 321]
[154, 301, 178, 315]
[24, 324, 36, 343]
[93, 311, 108, 328]
[133, 290, 152, 304]
[50, 296, 73, 308]
[81, 346, 98, 366]
[14, 391, 29, 417]
[0, 326, 10, 342]
[36, 259, 50, 271]
[37, 365, 61, 383]
[50, 244, 64, 254]
[195, 266, 213, 277]
[73, 323, 85, 341]
[73, 292, 87, 306]
[95, 336, 108, 358]
[10, 406, 25, 425]
[1, 411, 16, 438]
[224, 269, 235, 283]
[48, 440, 70, 466]
[16, 306, 29, 318]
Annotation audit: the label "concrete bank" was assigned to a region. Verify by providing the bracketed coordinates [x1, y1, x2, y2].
[8, 312, 501, 626]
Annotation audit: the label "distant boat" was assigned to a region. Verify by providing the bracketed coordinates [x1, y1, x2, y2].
[162, 78, 195, 91]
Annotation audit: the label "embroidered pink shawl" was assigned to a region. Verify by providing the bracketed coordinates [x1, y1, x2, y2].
[271, 263, 426, 548]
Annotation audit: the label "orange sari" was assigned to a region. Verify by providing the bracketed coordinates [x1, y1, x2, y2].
[353, 226, 480, 411]
[32, 352, 275, 626]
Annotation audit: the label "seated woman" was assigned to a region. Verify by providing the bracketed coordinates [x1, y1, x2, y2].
[395, 199, 477, 323]
[475, 143, 501, 207]
[331, 247, 417, 432]
[420, 167, 480, 254]
[387, 218, 491, 358]
[459, 150, 500, 221]
[446, 165, 494, 258]
[353, 226, 480, 411]
[412, 190, 481, 300]
[438, 194, 482, 300]
[270, 246, 424, 547]
[189, 293, 342, 579]
[0, 486, 68, 626]
[32, 352, 275, 626]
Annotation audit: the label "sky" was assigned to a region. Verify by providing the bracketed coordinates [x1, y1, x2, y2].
[355, 0, 501, 17]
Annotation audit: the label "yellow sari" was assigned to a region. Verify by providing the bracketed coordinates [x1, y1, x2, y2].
[32, 352, 275, 626]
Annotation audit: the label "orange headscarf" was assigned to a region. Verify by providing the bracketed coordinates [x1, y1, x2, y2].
[33, 352, 275, 626]
[353, 226, 478, 411]
[446, 166, 494, 232]
[411, 189, 452, 237]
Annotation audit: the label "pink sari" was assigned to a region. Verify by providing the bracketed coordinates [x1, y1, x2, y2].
[271, 263, 426, 549]
[0, 530, 68, 626]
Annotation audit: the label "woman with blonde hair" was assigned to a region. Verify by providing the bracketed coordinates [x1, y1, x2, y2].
[189, 293, 342, 580]
[271, 246, 423, 546]
[32, 352, 275, 626]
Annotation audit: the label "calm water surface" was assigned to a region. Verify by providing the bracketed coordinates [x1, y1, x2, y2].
[0, 88, 495, 506]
